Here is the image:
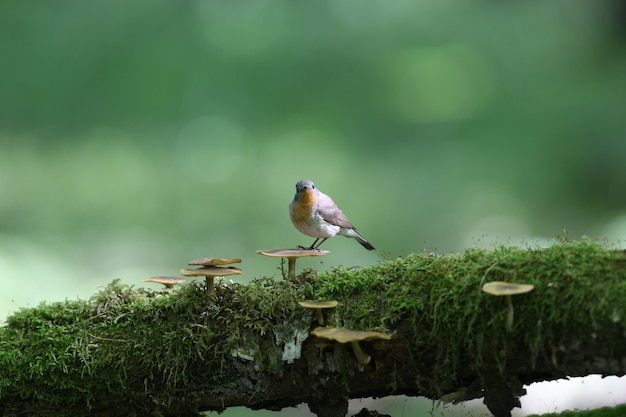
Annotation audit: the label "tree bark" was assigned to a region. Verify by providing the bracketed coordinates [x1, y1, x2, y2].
[1, 241, 625, 417]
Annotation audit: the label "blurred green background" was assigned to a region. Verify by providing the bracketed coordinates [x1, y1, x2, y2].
[1, 1, 626, 415]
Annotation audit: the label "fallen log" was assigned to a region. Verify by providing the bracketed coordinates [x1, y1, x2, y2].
[1, 240, 625, 417]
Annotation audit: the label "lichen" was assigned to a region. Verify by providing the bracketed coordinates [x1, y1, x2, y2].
[276, 319, 310, 364]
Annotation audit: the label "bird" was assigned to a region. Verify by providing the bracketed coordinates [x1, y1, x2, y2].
[289, 179, 375, 250]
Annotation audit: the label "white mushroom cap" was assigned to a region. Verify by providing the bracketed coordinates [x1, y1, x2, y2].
[298, 300, 339, 309]
[482, 281, 534, 296]
[311, 327, 391, 344]
[180, 266, 242, 277]
[311, 326, 391, 364]
[187, 257, 242, 266]
[256, 248, 330, 259]
[144, 276, 186, 288]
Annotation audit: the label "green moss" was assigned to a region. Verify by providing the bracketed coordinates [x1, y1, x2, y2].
[1, 240, 625, 415]
[528, 404, 626, 417]
[308, 239, 626, 393]
[0, 277, 314, 415]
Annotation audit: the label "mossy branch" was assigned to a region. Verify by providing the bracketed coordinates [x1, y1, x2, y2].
[1, 241, 626, 417]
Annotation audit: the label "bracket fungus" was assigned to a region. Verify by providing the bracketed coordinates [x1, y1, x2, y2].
[298, 300, 338, 325]
[482, 281, 534, 331]
[256, 248, 329, 280]
[181, 257, 242, 298]
[310, 327, 391, 365]
[143, 276, 186, 289]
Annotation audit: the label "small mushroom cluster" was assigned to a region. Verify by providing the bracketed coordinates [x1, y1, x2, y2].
[143, 257, 243, 298]
[181, 257, 242, 298]
[298, 300, 391, 364]
[143, 250, 393, 365]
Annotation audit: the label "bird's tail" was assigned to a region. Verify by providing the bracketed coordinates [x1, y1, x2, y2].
[342, 228, 375, 250]
[353, 232, 375, 250]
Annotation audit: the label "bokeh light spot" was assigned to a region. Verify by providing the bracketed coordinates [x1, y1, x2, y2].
[258, 126, 347, 190]
[176, 116, 243, 184]
[196, 0, 285, 56]
[384, 45, 496, 123]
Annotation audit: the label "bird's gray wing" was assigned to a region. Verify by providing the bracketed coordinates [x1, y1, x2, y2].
[317, 192, 355, 229]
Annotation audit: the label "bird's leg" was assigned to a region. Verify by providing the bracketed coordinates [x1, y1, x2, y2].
[306, 238, 321, 250]
[298, 238, 327, 251]
[312, 238, 327, 250]
[297, 238, 319, 250]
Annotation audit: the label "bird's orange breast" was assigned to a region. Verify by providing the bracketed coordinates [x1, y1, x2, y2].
[291, 188, 317, 224]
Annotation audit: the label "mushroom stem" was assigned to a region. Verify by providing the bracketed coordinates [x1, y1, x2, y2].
[505, 295, 514, 331]
[314, 343, 328, 359]
[315, 308, 324, 325]
[350, 341, 371, 364]
[206, 277, 216, 298]
[288, 258, 296, 280]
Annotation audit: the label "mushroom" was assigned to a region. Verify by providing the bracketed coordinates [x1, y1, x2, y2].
[310, 326, 391, 365]
[482, 281, 534, 331]
[187, 257, 242, 266]
[256, 248, 330, 280]
[298, 300, 338, 325]
[180, 266, 242, 298]
[143, 276, 186, 289]
[314, 342, 329, 359]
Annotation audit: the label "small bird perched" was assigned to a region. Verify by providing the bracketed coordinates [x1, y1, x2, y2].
[289, 179, 375, 250]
